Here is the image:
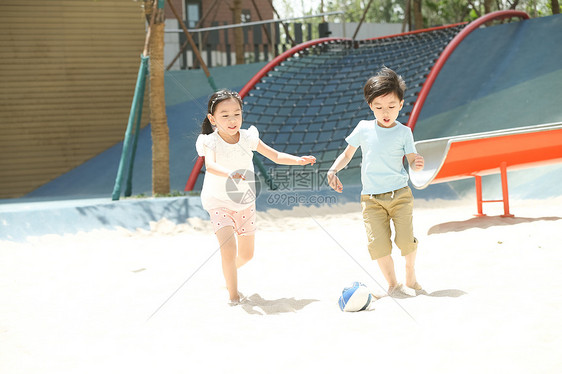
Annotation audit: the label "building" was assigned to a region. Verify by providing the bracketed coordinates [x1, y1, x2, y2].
[0, 0, 147, 198]
[165, 0, 276, 69]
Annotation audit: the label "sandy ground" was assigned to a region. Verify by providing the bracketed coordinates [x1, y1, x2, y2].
[1, 196, 562, 374]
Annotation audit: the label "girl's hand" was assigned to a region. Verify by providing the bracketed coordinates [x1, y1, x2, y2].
[298, 155, 316, 166]
[228, 171, 246, 180]
[327, 172, 343, 193]
[412, 154, 424, 171]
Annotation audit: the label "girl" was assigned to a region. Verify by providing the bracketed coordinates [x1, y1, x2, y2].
[196, 89, 316, 305]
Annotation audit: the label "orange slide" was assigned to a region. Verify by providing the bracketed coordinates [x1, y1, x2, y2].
[409, 122, 562, 216]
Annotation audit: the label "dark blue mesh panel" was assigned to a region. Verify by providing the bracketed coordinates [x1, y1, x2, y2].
[243, 25, 465, 180]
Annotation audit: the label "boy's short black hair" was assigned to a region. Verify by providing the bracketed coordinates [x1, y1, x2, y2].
[363, 67, 407, 104]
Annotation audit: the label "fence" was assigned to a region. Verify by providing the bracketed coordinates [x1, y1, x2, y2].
[164, 12, 345, 70]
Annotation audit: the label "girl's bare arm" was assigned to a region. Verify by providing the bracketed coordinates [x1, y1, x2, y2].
[256, 140, 316, 166]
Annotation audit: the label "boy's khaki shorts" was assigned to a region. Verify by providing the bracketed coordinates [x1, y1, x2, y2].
[360, 186, 418, 260]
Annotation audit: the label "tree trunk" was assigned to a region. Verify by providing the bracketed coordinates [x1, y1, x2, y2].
[232, 0, 244, 64]
[402, 0, 411, 33]
[484, 0, 493, 14]
[413, 0, 423, 30]
[553, 0, 561, 14]
[145, 2, 170, 195]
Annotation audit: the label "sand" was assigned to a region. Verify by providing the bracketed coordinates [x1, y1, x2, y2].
[1, 196, 561, 374]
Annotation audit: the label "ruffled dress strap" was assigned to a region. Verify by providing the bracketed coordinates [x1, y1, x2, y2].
[243, 125, 260, 151]
[195, 133, 217, 156]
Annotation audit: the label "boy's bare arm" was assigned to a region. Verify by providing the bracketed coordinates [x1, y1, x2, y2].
[328, 145, 357, 175]
[327, 145, 357, 193]
[406, 153, 424, 171]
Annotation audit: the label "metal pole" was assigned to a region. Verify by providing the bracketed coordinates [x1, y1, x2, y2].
[124, 73, 147, 197]
[112, 56, 150, 200]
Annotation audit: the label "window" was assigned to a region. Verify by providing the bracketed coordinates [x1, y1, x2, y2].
[185, 0, 201, 28]
[241, 9, 251, 23]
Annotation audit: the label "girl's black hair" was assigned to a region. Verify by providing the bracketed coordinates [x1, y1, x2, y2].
[363, 67, 407, 105]
[201, 89, 243, 134]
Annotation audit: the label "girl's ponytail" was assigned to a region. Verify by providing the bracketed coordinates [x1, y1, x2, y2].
[201, 116, 214, 134]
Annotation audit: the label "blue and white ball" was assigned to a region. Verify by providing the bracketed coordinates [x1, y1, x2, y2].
[338, 282, 373, 312]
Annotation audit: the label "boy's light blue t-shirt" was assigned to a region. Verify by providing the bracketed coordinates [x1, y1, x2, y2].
[345, 119, 417, 195]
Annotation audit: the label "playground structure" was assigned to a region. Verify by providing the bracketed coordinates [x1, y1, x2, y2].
[185, 10, 562, 216]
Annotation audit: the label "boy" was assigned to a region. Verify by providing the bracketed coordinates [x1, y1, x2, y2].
[327, 67, 424, 295]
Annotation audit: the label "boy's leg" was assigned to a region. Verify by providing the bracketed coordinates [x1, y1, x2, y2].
[236, 234, 255, 268]
[390, 187, 420, 289]
[404, 250, 418, 289]
[377, 254, 398, 291]
[361, 195, 395, 289]
[215, 226, 240, 302]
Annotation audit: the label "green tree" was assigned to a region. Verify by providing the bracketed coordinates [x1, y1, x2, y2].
[552, 0, 561, 14]
[324, 0, 406, 23]
[320, 0, 556, 30]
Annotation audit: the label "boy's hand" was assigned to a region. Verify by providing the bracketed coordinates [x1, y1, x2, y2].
[298, 155, 316, 166]
[411, 154, 424, 171]
[327, 172, 343, 193]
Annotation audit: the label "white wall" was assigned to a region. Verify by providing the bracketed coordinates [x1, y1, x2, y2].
[165, 19, 182, 70]
[328, 22, 403, 39]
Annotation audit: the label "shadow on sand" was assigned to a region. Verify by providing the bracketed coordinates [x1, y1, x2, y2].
[390, 288, 467, 299]
[428, 216, 561, 235]
[240, 294, 319, 315]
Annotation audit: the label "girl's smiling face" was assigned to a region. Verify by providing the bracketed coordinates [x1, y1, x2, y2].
[368, 92, 404, 128]
[208, 98, 243, 139]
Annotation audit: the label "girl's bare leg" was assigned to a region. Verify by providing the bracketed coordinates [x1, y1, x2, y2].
[236, 234, 255, 269]
[215, 226, 239, 302]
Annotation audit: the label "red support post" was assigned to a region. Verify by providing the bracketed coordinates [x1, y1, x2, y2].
[185, 156, 205, 191]
[500, 162, 514, 217]
[473, 163, 515, 217]
[474, 175, 485, 216]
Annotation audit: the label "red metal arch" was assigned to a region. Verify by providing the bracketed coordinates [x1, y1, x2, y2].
[407, 10, 530, 131]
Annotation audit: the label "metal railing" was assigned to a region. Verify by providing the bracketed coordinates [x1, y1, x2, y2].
[164, 11, 345, 69]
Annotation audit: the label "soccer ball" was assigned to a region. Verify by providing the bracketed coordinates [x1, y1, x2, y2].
[338, 282, 373, 312]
